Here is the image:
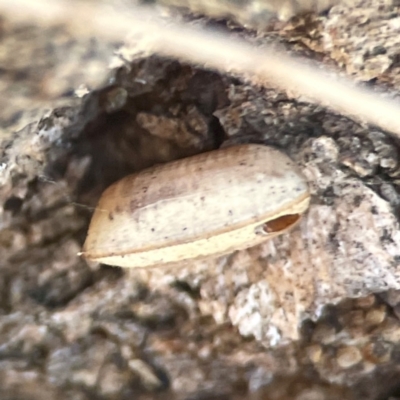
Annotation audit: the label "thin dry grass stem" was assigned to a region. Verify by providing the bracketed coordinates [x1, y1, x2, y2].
[1, 0, 400, 138]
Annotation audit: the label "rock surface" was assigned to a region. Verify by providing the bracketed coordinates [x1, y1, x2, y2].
[1, 1, 400, 399]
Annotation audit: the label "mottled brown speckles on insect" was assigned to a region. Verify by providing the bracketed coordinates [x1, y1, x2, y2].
[115, 205, 122, 214]
[81, 144, 310, 268]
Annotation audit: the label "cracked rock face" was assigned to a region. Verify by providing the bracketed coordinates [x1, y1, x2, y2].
[2, 1, 400, 399]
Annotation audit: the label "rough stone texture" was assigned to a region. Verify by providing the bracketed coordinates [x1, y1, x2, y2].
[151, 0, 341, 25]
[313, 0, 400, 84]
[0, 16, 118, 142]
[2, 1, 400, 399]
